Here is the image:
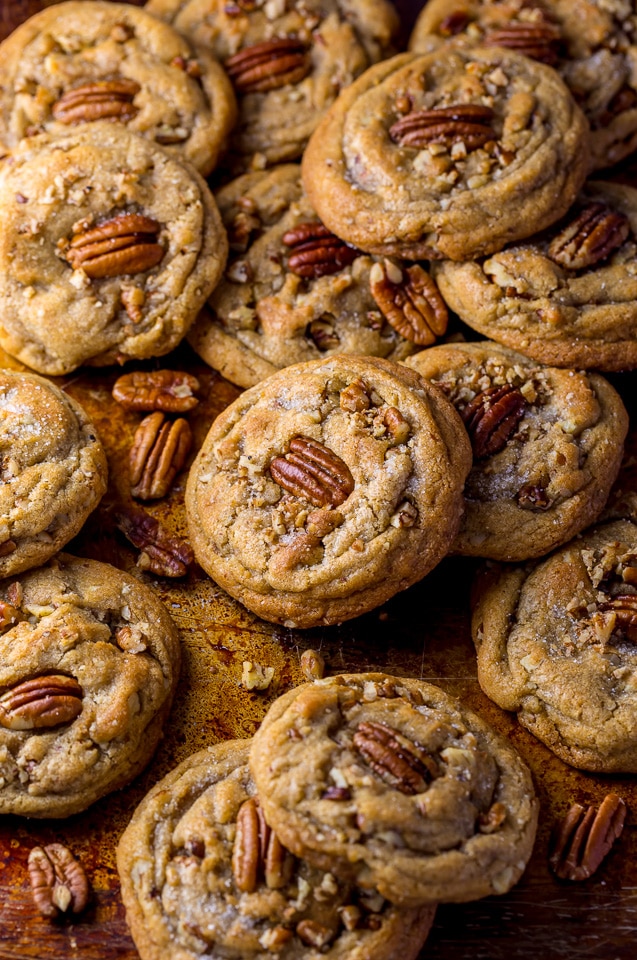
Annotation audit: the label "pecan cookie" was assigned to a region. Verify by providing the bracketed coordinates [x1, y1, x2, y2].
[301, 45, 589, 261]
[0, 370, 108, 577]
[405, 341, 628, 561]
[0, 0, 236, 176]
[432, 181, 637, 370]
[410, 0, 637, 171]
[249, 674, 539, 905]
[146, 0, 398, 171]
[188, 165, 435, 389]
[185, 355, 472, 628]
[0, 554, 180, 817]
[117, 739, 436, 960]
[472, 519, 637, 772]
[0, 122, 227, 375]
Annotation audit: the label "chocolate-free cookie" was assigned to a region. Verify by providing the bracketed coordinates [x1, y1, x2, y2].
[185, 355, 471, 628]
[0, 0, 236, 176]
[0, 554, 180, 817]
[472, 519, 637, 772]
[301, 45, 589, 261]
[432, 181, 637, 371]
[250, 674, 539, 905]
[0, 122, 227, 374]
[406, 341, 628, 561]
[410, 0, 637, 171]
[0, 370, 108, 577]
[146, 0, 398, 170]
[117, 739, 437, 960]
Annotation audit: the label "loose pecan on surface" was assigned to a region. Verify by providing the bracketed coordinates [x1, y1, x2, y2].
[282, 222, 358, 279]
[113, 370, 200, 413]
[460, 384, 527, 459]
[370, 261, 448, 346]
[129, 412, 192, 500]
[300, 648, 325, 681]
[549, 793, 626, 881]
[352, 720, 438, 795]
[389, 104, 496, 150]
[52, 79, 140, 124]
[232, 797, 294, 893]
[28, 844, 90, 918]
[269, 436, 354, 507]
[547, 203, 630, 270]
[114, 504, 194, 577]
[0, 675, 83, 731]
[225, 38, 310, 94]
[64, 213, 164, 279]
[484, 20, 561, 64]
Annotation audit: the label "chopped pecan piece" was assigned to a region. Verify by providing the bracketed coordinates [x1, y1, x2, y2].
[321, 785, 351, 801]
[549, 794, 626, 881]
[28, 844, 90, 919]
[232, 797, 294, 893]
[484, 20, 561, 65]
[547, 203, 630, 270]
[0, 675, 83, 730]
[129, 412, 192, 500]
[225, 38, 310, 94]
[478, 801, 507, 834]
[113, 370, 200, 413]
[460, 385, 527, 459]
[307, 318, 340, 351]
[282, 222, 358, 279]
[0, 600, 23, 632]
[52, 79, 140, 124]
[340, 379, 371, 413]
[0, 539, 17, 558]
[352, 720, 437, 795]
[598, 594, 637, 642]
[295, 920, 335, 949]
[114, 504, 194, 577]
[389, 104, 496, 150]
[269, 436, 354, 508]
[369, 261, 448, 346]
[64, 213, 164, 279]
[438, 10, 470, 36]
[516, 483, 551, 511]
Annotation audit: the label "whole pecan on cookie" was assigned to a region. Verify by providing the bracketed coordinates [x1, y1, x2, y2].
[28, 843, 90, 919]
[460, 385, 527, 459]
[232, 797, 294, 893]
[63, 213, 164, 279]
[282, 222, 359, 279]
[369, 260, 448, 346]
[114, 503, 194, 577]
[352, 720, 438, 795]
[129, 412, 192, 501]
[549, 793, 626, 881]
[484, 18, 562, 65]
[113, 370, 200, 413]
[52, 79, 141, 124]
[225, 38, 310, 94]
[547, 203, 630, 270]
[269, 436, 354, 507]
[0, 675, 83, 730]
[389, 103, 496, 150]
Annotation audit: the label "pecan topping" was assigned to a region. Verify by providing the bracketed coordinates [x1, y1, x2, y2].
[129, 412, 192, 501]
[0, 600, 23, 633]
[478, 801, 507, 834]
[598, 594, 637, 642]
[225, 38, 310, 94]
[52, 79, 140, 124]
[114, 504, 194, 577]
[460, 385, 527, 459]
[269, 436, 354, 508]
[438, 10, 470, 36]
[547, 203, 630, 270]
[352, 720, 437, 795]
[232, 797, 294, 893]
[516, 483, 551, 511]
[0, 675, 83, 731]
[282, 222, 358, 279]
[340, 379, 371, 413]
[549, 794, 626, 881]
[484, 20, 561, 65]
[113, 370, 200, 413]
[296, 920, 335, 949]
[389, 104, 496, 150]
[28, 844, 90, 919]
[369, 261, 448, 346]
[321, 785, 351, 801]
[64, 213, 164, 279]
[0, 539, 17, 557]
[307, 318, 340, 351]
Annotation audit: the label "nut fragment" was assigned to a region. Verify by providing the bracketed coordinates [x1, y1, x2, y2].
[340, 379, 371, 413]
[370, 261, 448, 346]
[598, 594, 637, 642]
[241, 661, 275, 691]
[269, 436, 354, 508]
[549, 794, 626, 881]
[225, 37, 310, 93]
[300, 648, 325, 681]
[232, 797, 294, 893]
[113, 370, 200, 412]
[129, 412, 192, 500]
[389, 103, 496, 150]
[28, 844, 90, 919]
[516, 483, 551, 511]
[484, 20, 561, 65]
[64, 213, 164, 279]
[478, 801, 507, 834]
[0, 675, 83, 731]
[295, 920, 335, 949]
[352, 720, 437, 795]
[52, 78, 140, 124]
[460, 385, 527, 459]
[282, 222, 358, 279]
[0, 600, 23, 633]
[547, 203, 630, 270]
[438, 10, 470, 36]
[0, 540, 17, 558]
[114, 504, 194, 577]
[307, 318, 340, 351]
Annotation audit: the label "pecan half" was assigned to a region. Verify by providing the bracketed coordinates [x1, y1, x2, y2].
[352, 720, 437, 795]
[232, 797, 294, 893]
[113, 370, 200, 412]
[282, 222, 358, 279]
[52, 79, 140, 124]
[547, 203, 630, 270]
[64, 213, 164, 279]
[549, 794, 626, 881]
[598, 594, 637, 642]
[129, 412, 192, 500]
[0, 675, 83, 731]
[28, 844, 90, 918]
[389, 104, 496, 150]
[370, 261, 448, 346]
[269, 436, 354, 508]
[225, 38, 309, 94]
[484, 20, 561, 65]
[114, 504, 194, 577]
[460, 385, 527, 459]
